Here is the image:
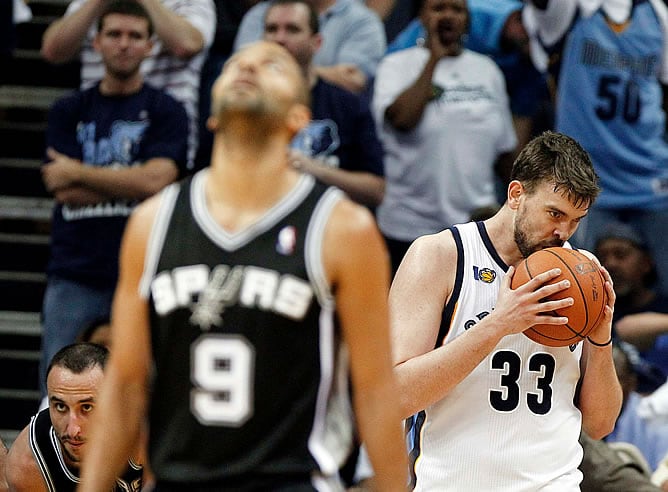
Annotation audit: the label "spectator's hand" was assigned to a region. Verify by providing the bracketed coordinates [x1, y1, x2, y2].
[315, 64, 367, 93]
[53, 186, 107, 206]
[42, 147, 83, 193]
[289, 149, 320, 175]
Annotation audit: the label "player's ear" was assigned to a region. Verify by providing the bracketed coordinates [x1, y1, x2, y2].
[508, 180, 523, 210]
[286, 103, 311, 135]
[206, 115, 220, 132]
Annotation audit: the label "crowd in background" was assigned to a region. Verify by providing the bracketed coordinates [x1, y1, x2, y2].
[3, 0, 668, 490]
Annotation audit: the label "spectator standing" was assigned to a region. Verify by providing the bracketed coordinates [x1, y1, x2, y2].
[38, 0, 188, 397]
[373, 0, 517, 272]
[41, 0, 215, 170]
[607, 342, 668, 471]
[234, 0, 386, 93]
[523, 0, 668, 298]
[386, 0, 548, 155]
[263, 0, 385, 207]
[595, 222, 668, 379]
[78, 41, 407, 491]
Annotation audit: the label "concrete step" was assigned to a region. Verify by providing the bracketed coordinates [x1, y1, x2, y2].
[0, 311, 41, 337]
[5, 49, 80, 89]
[0, 160, 49, 198]
[0, 195, 53, 221]
[0, 85, 68, 110]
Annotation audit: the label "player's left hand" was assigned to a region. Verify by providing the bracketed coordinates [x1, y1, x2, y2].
[587, 262, 615, 347]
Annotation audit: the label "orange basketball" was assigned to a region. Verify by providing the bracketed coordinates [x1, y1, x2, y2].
[510, 247, 607, 347]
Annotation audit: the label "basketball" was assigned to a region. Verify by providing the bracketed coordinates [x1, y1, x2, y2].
[510, 247, 607, 347]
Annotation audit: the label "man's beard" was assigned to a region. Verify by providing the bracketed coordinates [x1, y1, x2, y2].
[513, 213, 564, 258]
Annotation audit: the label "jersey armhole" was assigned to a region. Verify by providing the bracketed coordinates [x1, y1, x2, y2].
[435, 226, 465, 348]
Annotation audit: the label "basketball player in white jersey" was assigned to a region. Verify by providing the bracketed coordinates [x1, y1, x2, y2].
[78, 41, 407, 491]
[391, 131, 622, 491]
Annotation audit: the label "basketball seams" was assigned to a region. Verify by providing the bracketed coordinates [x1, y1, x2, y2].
[515, 248, 606, 346]
[526, 251, 588, 339]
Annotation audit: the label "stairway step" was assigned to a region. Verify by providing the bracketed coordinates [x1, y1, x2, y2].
[0, 162, 49, 198]
[6, 50, 80, 88]
[0, 85, 68, 110]
[0, 311, 41, 337]
[0, 234, 50, 273]
[0, 196, 53, 221]
[0, 274, 47, 312]
[0, 120, 47, 159]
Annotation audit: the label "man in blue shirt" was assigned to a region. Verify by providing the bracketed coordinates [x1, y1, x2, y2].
[263, 0, 385, 207]
[39, 0, 188, 396]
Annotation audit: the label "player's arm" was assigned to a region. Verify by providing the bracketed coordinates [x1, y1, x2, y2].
[42, 148, 179, 201]
[5, 426, 48, 492]
[41, 0, 108, 63]
[390, 232, 573, 418]
[78, 197, 158, 492]
[0, 436, 7, 492]
[324, 199, 407, 491]
[576, 261, 622, 439]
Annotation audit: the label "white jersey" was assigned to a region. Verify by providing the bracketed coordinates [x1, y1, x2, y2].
[410, 221, 584, 491]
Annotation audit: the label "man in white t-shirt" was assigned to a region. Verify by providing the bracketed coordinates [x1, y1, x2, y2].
[372, 0, 517, 273]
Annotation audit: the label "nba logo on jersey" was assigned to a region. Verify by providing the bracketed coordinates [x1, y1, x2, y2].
[276, 226, 297, 255]
[472, 265, 496, 284]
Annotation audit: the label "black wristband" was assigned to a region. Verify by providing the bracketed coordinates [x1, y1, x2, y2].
[587, 335, 613, 347]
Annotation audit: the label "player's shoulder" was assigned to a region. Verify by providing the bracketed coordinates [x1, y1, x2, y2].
[327, 193, 378, 237]
[6, 425, 44, 492]
[128, 180, 183, 233]
[411, 229, 457, 263]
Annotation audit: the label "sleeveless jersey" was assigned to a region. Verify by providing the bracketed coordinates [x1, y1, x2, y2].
[28, 408, 142, 492]
[554, 1, 668, 209]
[139, 170, 352, 490]
[410, 222, 584, 491]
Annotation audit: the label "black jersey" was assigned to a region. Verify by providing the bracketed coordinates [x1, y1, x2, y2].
[28, 408, 142, 491]
[140, 171, 354, 490]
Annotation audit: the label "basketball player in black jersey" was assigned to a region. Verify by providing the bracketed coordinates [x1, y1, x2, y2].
[5, 343, 144, 491]
[79, 41, 407, 491]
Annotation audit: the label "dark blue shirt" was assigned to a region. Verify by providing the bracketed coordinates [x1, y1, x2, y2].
[292, 78, 384, 176]
[45, 82, 188, 288]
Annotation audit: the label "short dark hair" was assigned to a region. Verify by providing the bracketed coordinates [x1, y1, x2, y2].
[98, 0, 154, 37]
[510, 131, 600, 209]
[46, 342, 109, 384]
[265, 0, 320, 34]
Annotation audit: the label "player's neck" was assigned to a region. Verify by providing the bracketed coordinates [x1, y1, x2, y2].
[205, 152, 301, 232]
[208, 126, 299, 212]
[483, 206, 524, 267]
